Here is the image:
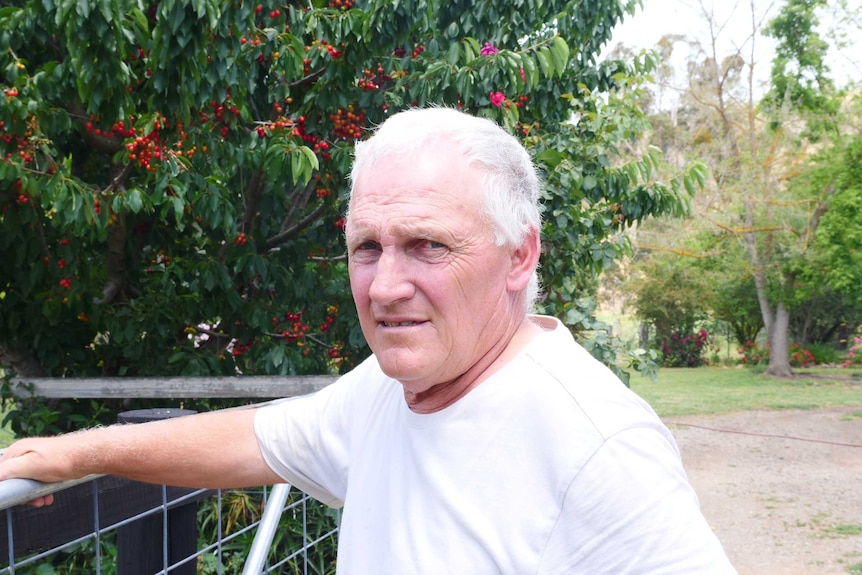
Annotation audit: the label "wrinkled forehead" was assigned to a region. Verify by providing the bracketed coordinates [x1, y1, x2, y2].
[348, 140, 484, 209]
[353, 133, 469, 179]
[345, 144, 491, 237]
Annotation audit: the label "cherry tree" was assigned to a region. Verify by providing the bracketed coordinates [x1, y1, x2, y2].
[1, 0, 700, 401]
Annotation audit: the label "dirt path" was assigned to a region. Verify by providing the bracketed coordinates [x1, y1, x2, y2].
[668, 406, 862, 574]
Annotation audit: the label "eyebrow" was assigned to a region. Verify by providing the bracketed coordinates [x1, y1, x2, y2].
[347, 217, 452, 241]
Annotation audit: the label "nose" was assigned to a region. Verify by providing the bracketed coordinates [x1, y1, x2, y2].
[367, 249, 415, 305]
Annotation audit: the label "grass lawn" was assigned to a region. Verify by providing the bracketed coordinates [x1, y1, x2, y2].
[631, 366, 862, 418]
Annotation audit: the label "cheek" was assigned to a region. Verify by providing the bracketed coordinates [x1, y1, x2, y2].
[348, 265, 371, 305]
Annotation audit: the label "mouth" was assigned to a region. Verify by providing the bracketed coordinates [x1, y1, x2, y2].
[380, 320, 424, 328]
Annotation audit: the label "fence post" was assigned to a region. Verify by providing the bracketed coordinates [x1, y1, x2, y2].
[116, 408, 197, 575]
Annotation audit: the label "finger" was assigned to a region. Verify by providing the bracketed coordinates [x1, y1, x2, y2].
[26, 494, 54, 508]
[0, 450, 51, 483]
[0, 453, 28, 481]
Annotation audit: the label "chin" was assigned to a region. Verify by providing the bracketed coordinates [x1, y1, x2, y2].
[376, 355, 429, 385]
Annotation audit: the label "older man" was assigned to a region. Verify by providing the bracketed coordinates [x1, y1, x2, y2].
[0, 108, 736, 573]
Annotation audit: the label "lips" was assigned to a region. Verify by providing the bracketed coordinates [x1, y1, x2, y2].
[381, 321, 422, 327]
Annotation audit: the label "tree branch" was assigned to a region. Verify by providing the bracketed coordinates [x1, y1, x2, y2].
[263, 202, 329, 252]
[94, 165, 130, 305]
[241, 169, 266, 234]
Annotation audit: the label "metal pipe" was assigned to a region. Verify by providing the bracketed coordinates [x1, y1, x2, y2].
[241, 483, 292, 575]
[0, 475, 102, 511]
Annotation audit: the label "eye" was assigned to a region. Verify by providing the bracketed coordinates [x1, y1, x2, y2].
[348, 239, 380, 258]
[357, 240, 380, 251]
[412, 239, 449, 259]
[413, 238, 447, 251]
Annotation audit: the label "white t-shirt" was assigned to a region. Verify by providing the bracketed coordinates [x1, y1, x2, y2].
[255, 316, 737, 574]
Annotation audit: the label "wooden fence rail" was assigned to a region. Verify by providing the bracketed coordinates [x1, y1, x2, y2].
[8, 375, 337, 399]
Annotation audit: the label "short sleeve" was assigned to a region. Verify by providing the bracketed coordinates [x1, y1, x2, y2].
[253, 379, 355, 507]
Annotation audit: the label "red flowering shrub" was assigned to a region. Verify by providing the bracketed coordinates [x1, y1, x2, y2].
[737, 341, 817, 367]
[661, 329, 711, 367]
[840, 337, 861, 369]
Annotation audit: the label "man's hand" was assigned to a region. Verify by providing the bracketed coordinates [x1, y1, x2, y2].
[0, 436, 81, 484]
[0, 436, 85, 507]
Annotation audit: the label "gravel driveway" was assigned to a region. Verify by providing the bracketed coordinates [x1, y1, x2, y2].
[668, 406, 862, 574]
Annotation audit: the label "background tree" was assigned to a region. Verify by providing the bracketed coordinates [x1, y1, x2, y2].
[788, 135, 862, 346]
[1, 0, 703, 428]
[625, 0, 858, 376]
[627, 250, 714, 365]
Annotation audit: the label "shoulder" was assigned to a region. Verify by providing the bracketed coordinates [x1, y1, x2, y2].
[259, 353, 399, 419]
[516, 315, 665, 441]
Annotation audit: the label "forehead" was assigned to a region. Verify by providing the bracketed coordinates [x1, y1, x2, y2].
[347, 146, 486, 233]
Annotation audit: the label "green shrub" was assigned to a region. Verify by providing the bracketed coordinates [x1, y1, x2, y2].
[803, 343, 839, 365]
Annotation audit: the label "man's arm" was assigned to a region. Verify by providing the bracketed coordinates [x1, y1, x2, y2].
[0, 407, 283, 499]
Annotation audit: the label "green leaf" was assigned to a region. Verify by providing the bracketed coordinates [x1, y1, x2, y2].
[683, 174, 695, 196]
[537, 149, 567, 167]
[520, 52, 539, 88]
[447, 42, 459, 66]
[172, 196, 185, 226]
[462, 37, 478, 62]
[552, 37, 570, 65]
[126, 188, 144, 213]
[549, 39, 568, 77]
[536, 48, 553, 78]
[298, 146, 319, 185]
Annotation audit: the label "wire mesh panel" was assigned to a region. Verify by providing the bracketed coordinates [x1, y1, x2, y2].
[0, 478, 339, 575]
[252, 489, 340, 575]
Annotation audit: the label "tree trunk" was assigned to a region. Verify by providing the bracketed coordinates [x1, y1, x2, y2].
[766, 301, 794, 377]
[744, 234, 793, 377]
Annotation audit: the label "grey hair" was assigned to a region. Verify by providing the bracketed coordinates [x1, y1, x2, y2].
[348, 107, 543, 309]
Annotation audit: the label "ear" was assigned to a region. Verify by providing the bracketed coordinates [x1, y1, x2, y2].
[506, 226, 541, 293]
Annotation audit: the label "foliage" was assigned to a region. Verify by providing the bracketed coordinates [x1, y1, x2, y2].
[803, 342, 840, 365]
[737, 341, 817, 368]
[197, 488, 339, 574]
[562, 296, 659, 385]
[23, 537, 118, 575]
[738, 340, 768, 367]
[0, 376, 120, 436]
[660, 329, 711, 368]
[778, 136, 862, 347]
[801, 136, 862, 307]
[0, 0, 703, 428]
[787, 287, 862, 346]
[710, 272, 764, 347]
[761, 0, 838, 137]
[840, 336, 862, 369]
[687, 235, 766, 347]
[628, 0, 859, 378]
[628, 252, 712, 342]
[789, 344, 817, 367]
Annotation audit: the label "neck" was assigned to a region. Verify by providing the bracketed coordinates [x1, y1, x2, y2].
[403, 317, 542, 414]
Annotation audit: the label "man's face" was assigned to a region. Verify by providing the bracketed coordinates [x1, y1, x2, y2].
[346, 142, 523, 400]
